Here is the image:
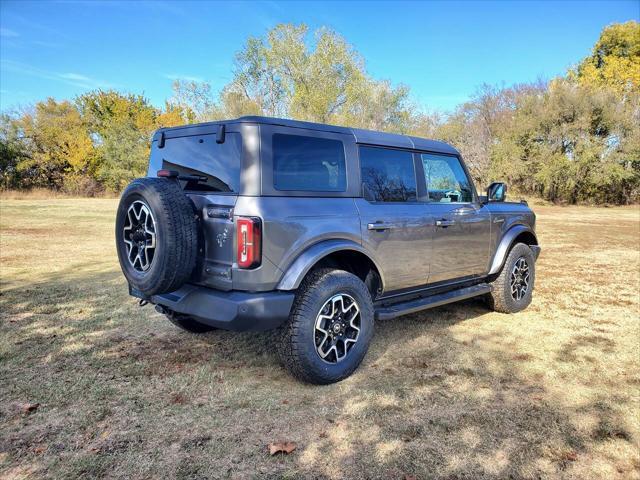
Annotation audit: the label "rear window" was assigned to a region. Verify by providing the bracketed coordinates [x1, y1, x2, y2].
[272, 134, 346, 192]
[360, 146, 417, 202]
[158, 132, 241, 193]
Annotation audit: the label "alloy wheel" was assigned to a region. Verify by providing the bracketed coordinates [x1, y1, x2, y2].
[123, 200, 157, 272]
[510, 257, 530, 301]
[314, 293, 361, 363]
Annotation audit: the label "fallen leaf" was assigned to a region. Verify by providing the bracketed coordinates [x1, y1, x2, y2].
[20, 403, 40, 415]
[170, 393, 187, 405]
[268, 441, 296, 455]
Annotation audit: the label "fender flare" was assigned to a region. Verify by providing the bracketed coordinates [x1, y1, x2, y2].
[488, 225, 539, 275]
[277, 239, 384, 291]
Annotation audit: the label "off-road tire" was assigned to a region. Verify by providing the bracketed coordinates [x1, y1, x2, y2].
[277, 268, 374, 385]
[165, 311, 217, 333]
[487, 242, 536, 313]
[116, 177, 198, 296]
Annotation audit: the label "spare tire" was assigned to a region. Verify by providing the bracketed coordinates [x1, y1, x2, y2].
[115, 177, 198, 296]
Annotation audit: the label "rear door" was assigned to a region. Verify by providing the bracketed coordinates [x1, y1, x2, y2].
[419, 152, 491, 283]
[356, 146, 434, 292]
[148, 127, 242, 290]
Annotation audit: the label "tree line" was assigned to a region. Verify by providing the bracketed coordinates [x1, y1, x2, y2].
[1, 21, 638, 203]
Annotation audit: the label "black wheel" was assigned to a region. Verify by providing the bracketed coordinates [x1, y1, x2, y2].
[277, 269, 374, 385]
[165, 311, 217, 333]
[487, 242, 536, 313]
[115, 177, 198, 296]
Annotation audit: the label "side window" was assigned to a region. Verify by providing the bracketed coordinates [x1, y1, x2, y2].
[360, 146, 417, 202]
[273, 134, 346, 191]
[421, 153, 474, 203]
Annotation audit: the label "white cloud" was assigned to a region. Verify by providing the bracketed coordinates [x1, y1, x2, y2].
[1, 60, 115, 90]
[59, 73, 92, 82]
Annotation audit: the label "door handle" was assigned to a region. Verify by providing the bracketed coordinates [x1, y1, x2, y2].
[367, 222, 396, 231]
[435, 219, 455, 228]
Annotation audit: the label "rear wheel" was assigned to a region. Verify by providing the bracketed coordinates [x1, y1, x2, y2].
[277, 269, 374, 384]
[487, 242, 536, 313]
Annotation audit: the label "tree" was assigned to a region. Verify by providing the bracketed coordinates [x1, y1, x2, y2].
[572, 21, 640, 94]
[489, 80, 639, 203]
[76, 90, 160, 191]
[0, 113, 31, 189]
[166, 80, 219, 123]
[219, 23, 414, 131]
[76, 90, 157, 138]
[13, 99, 95, 189]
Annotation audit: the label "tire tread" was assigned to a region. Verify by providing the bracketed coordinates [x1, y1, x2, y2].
[487, 242, 535, 313]
[276, 269, 374, 384]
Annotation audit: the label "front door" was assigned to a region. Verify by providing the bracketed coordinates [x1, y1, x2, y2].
[356, 146, 433, 292]
[419, 152, 491, 283]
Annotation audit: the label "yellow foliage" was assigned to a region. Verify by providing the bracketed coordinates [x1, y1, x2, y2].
[18, 98, 96, 176]
[574, 21, 640, 94]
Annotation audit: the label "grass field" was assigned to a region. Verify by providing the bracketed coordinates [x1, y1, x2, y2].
[1, 199, 639, 479]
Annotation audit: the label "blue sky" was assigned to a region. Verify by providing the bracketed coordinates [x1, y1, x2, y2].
[1, 0, 638, 113]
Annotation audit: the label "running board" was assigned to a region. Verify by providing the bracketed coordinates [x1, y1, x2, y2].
[375, 283, 492, 321]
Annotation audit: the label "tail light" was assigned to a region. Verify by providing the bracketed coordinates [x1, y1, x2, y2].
[236, 217, 261, 269]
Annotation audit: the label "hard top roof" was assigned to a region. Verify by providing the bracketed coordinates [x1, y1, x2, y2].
[157, 115, 459, 155]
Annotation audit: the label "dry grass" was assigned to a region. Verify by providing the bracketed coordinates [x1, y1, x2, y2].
[1, 199, 639, 479]
[0, 189, 117, 200]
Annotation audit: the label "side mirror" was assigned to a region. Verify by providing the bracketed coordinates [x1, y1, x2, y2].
[486, 182, 507, 202]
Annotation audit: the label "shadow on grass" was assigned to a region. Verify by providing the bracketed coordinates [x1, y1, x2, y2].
[0, 269, 635, 479]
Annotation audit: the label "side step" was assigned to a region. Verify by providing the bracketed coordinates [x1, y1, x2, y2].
[375, 283, 492, 321]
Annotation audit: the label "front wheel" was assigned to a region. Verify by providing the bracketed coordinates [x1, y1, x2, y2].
[487, 242, 536, 313]
[277, 269, 374, 384]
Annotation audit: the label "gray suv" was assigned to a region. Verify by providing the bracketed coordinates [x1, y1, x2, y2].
[116, 116, 540, 384]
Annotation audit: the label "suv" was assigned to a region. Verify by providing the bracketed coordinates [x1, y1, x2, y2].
[116, 116, 540, 384]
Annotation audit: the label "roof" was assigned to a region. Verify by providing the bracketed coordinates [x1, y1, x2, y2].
[156, 115, 459, 155]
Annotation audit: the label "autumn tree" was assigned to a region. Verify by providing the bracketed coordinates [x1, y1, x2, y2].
[1, 21, 638, 202]
[12, 99, 95, 190]
[166, 80, 218, 123]
[572, 20, 640, 94]
[187, 23, 415, 131]
[76, 90, 164, 191]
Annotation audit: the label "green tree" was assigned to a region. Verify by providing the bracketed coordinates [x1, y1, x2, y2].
[76, 90, 159, 191]
[490, 80, 639, 203]
[167, 80, 219, 122]
[0, 113, 31, 189]
[220, 23, 414, 131]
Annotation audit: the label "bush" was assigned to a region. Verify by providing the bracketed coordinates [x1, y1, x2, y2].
[61, 175, 105, 197]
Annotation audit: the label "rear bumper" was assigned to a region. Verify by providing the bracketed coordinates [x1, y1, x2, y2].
[146, 284, 295, 331]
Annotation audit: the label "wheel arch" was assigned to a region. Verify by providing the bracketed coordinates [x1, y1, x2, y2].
[276, 240, 384, 298]
[488, 225, 539, 275]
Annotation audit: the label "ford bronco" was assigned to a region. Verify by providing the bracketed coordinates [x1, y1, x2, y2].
[116, 116, 540, 384]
